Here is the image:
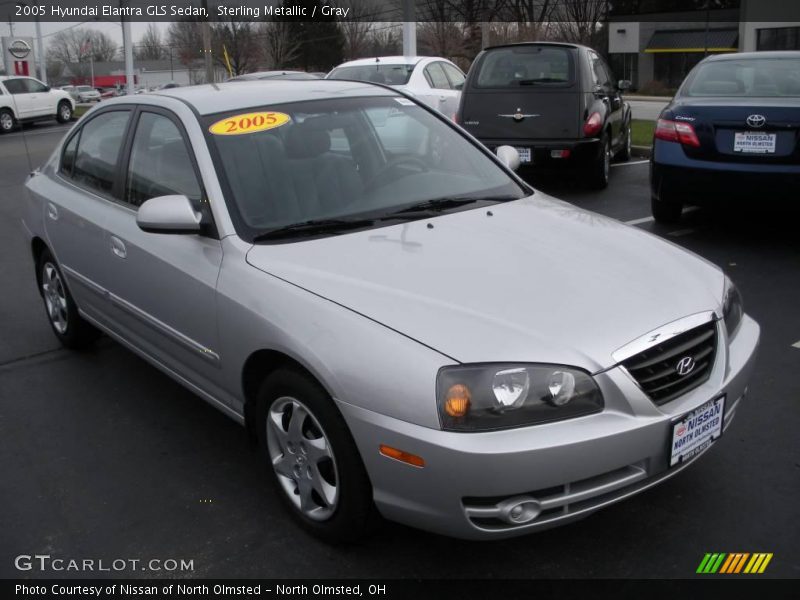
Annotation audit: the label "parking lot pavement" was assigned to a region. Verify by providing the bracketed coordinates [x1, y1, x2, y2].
[1, 132, 798, 578]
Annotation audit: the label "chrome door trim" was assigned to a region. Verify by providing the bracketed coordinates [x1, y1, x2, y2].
[61, 264, 109, 298]
[611, 311, 717, 364]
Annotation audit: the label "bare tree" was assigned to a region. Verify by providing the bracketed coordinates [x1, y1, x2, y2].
[367, 25, 402, 56]
[257, 20, 301, 68]
[167, 20, 204, 67]
[339, 0, 374, 60]
[47, 28, 116, 78]
[418, 22, 467, 60]
[136, 23, 164, 60]
[211, 21, 259, 76]
[551, 0, 608, 50]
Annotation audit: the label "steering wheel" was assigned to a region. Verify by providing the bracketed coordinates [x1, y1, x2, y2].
[363, 156, 429, 193]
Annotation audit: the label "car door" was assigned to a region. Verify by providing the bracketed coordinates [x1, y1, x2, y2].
[422, 62, 460, 116]
[40, 108, 134, 324]
[2, 77, 36, 118]
[100, 107, 224, 391]
[23, 78, 54, 116]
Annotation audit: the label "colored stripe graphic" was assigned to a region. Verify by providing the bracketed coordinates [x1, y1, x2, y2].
[700, 553, 773, 574]
[719, 554, 736, 573]
[733, 553, 750, 573]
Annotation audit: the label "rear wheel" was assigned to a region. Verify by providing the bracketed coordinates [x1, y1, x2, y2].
[616, 122, 632, 162]
[0, 109, 16, 133]
[56, 101, 72, 123]
[257, 368, 375, 543]
[651, 191, 683, 224]
[38, 249, 100, 349]
[587, 135, 611, 190]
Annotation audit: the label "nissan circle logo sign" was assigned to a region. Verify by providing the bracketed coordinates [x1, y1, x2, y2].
[8, 39, 31, 60]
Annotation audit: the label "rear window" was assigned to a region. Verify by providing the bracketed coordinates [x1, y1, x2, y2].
[327, 64, 415, 85]
[683, 57, 800, 97]
[475, 46, 574, 88]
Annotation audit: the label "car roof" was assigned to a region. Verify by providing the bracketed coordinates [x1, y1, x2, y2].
[703, 50, 800, 62]
[111, 80, 399, 116]
[333, 56, 428, 68]
[484, 41, 586, 51]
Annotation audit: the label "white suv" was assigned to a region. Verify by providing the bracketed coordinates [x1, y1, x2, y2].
[0, 76, 75, 133]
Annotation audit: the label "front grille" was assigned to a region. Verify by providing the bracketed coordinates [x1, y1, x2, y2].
[622, 320, 717, 405]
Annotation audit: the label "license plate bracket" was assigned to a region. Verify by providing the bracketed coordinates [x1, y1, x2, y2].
[733, 132, 776, 154]
[669, 396, 725, 467]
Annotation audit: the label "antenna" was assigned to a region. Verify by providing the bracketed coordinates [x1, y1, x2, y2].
[7, 87, 34, 174]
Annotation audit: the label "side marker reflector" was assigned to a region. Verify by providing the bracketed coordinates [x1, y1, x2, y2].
[379, 445, 425, 468]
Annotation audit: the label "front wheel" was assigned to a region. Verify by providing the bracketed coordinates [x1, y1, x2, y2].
[0, 108, 16, 133]
[257, 368, 375, 543]
[56, 101, 72, 123]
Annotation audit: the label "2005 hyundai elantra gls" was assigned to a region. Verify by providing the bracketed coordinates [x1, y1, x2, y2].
[23, 81, 759, 541]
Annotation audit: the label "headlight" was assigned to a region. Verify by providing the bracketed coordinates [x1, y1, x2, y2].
[437, 364, 603, 432]
[722, 276, 743, 337]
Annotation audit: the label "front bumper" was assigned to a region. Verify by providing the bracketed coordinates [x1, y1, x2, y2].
[337, 315, 759, 540]
[476, 137, 602, 169]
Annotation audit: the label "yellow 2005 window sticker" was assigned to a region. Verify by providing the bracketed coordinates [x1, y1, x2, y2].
[209, 112, 291, 135]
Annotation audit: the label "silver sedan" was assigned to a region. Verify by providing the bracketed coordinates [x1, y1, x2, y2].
[23, 80, 759, 541]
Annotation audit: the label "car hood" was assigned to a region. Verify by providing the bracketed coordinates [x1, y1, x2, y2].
[245, 195, 724, 371]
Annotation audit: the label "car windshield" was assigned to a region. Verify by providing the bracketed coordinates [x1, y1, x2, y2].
[327, 64, 415, 85]
[204, 96, 527, 241]
[684, 57, 800, 97]
[475, 46, 574, 88]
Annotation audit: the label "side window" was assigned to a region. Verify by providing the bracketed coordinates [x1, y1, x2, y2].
[72, 111, 130, 195]
[126, 112, 202, 207]
[589, 52, 612, 89]
[424, 63, 451, 90]
[3, 79, 26, 94]
[442, 63, 466, 89]
[25, 79, 48, 93]
[61, 133, 79, 175]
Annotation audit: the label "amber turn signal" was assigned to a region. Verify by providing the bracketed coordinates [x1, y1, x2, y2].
[379, 445, 425, 468]
[444, 383, 471, 417]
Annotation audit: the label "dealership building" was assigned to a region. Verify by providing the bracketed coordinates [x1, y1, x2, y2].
[608, 0, 800, 91]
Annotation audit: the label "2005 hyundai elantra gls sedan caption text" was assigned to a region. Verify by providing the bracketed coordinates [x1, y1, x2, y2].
[22, 81, 759, 541]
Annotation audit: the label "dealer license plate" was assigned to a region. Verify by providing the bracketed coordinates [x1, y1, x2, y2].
[515, 147, 532, 163]
[733, 132, 776, 153]
[669, 396, 725, 467]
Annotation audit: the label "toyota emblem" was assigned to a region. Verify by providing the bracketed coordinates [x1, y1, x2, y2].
[746, 114, 766, 128]
[676, 356, 696, 377]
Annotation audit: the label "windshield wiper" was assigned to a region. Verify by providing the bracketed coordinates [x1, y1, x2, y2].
[389, 196, 515, 217]
[252, 217, 376, 242]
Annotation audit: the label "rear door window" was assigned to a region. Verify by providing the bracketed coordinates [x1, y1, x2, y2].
[71, 110, 131, 196]
[442, 63, 466, 89]
[3, 79, 27, 94]
[475, 46, 574, 88]
[424, 63, 452, 90]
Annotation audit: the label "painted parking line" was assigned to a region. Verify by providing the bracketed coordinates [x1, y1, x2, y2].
[624, 215, 654, 226]
[792, 340, 800, 349]
[668, 228, 695, 237]
[611, 159, 649, 168]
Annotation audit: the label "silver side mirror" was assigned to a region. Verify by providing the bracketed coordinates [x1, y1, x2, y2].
[137, 195, 202, 234]
[496, 145, 521, 172]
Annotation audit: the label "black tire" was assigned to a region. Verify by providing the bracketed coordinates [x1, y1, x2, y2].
[37, 249, 100, 350]
[615, 121, 632, 162]
[651, 192, 683, 224]
[587, 134, 611, 190]
[0, 108, 16, 133]
[56, 101, 73, 124]
[256, 367, 376, 543]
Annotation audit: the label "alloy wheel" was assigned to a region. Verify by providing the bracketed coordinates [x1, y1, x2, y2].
[60, 104, 72, 121]
[0, 112, 13, 131]
[267, 396, 339, 521]
[42, 262, 68, 334]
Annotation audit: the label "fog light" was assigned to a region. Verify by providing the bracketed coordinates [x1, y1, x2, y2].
[499, 496, 541, 524]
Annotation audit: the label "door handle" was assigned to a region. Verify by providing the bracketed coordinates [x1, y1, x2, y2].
[47, 203, 58, 221]
[110, 236, 127, 259]
[439, 96, 447, 102]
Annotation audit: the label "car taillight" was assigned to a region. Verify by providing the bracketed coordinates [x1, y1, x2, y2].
[583, 112, 603, 137]
[654, 119, 700, 147]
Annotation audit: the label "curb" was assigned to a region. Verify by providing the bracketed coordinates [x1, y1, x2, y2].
[631, 145, 651, 159]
